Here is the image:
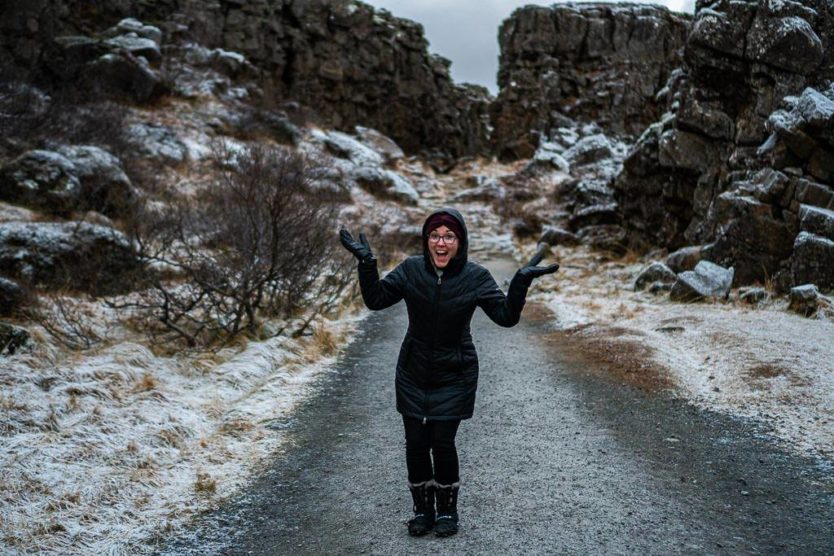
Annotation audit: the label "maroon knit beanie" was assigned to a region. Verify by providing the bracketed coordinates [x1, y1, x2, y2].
[425, 213, 463, 242]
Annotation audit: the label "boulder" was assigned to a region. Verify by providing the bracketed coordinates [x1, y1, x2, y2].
[0, 150, 80, 214]
[0, 323, 30, 356]
[355, 127, 405, 164]
[665, 245, 702, 272]
[797, 87, 834, 130]
[634, 262, 677, 292]
[126, 123, 188, 165]
[0, 146, 136, 216]
[104, 18, 163, 44]
[45, 36, 107, 81]
[104, 35, 162, 63]
[307, 166, 351, 203]
[46, 30, 166, 103]
[564, 134, 614, 168]
[739, 286, 768, 305]
[670, 260, 734, 302]
[539, 225, 580, 246]
[577, 224, 627, 254]
[798, 204, 834, 239]
[790, 231, 834, 290]
[352, 167, 419, 206]
[312, 129, 384, 168]
[788, 283, 820, 316]
[0, 277, 28, 316]
[0, 222, 142, 294]
[701, 191, 796, 284]
[55, 145, 136, 215]
[568, 203, 620, 230]
[450, 176, 506, 203]
[745, 15, 823, 74]
[526, 141, 571, 174]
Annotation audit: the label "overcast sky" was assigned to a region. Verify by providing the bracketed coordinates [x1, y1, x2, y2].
[363, 0, 696, 94]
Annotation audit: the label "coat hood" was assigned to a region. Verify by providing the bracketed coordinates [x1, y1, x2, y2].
[422, 207, 468, 275]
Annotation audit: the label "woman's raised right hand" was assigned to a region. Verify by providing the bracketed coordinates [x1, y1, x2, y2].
[339, 229, 375, 263]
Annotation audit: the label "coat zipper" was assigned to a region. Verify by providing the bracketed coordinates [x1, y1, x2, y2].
[425, 270, 443, 421]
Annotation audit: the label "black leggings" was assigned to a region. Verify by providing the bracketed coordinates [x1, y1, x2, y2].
[402, 416, 461, 486]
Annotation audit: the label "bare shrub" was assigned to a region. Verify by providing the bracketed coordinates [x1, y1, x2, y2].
[24, 293, 105, 351]
[113, 143, 352, 347]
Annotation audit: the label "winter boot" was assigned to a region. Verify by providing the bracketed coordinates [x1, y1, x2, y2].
[433, 483, 459, 537]
[407, 481, 435, 536]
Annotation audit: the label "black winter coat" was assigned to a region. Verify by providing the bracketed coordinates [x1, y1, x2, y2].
[357, 208, 532, 421]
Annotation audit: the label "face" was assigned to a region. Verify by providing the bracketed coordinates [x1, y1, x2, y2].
[428, 225, 460, 269]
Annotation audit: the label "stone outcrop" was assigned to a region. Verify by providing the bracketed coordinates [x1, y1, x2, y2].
[634, 262, 678, 292]
[0, 277, 28, 316]
[0, 0, 490, 158]
[0, 222, 142, 295]
[0, 146, 137, 216]
[0, 323, 30, 355]
[670, 260, 735, 301]
[491, 3, 690, 159]
[614, 0, 834, 288]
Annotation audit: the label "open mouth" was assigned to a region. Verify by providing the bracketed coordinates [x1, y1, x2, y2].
[433, 249, 450, 266]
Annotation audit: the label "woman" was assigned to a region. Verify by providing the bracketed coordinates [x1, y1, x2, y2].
[339, 208, 558, 538]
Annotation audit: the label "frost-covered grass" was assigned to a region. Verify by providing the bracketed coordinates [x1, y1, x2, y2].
[532, 243, 834, 462]
[0, 306, 362, 554]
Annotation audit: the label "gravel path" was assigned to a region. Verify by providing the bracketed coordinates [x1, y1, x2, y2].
[161, 259, 834, 555]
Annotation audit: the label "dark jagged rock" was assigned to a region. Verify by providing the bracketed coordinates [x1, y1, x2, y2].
[614, 0, 834, 288]
[700, 190, 797, 285]
[0, 323, 30, 356]
[55, 145, 137, 215]
[0, 146, 137, 217]
[788, 283, 821, 316]
[450, 176, 506, 203]
[1, 2, 490, 158]
[0, 222, 142, 295]
[0, 277, 28, 316]
[0, 150, 80, 215]
[576, 224, 628, 254]
[491, 3, 690, 159]
[665, 245, 703, 272]
[126, 123, 188, 165]
[538, 226, 580, 246]
[352, 167, 419, 206]
[790, 232, 834, 290]
[670, 260, 734, 301]
[634, 262, 677, 292]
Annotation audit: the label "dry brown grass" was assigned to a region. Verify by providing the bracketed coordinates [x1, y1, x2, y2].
[132, 373, 158, 392]
[194, 470, 217, 495]
[544, 325, 674, 392]
[312, 324, 338, 356]
[219, 418, 254, 438]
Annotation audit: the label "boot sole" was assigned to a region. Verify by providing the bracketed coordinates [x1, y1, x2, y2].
[435, 529, 458, 537]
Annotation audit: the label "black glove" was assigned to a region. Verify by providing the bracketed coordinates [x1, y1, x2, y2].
[339, 229, 375, 263]
[516, 251, 559, 284]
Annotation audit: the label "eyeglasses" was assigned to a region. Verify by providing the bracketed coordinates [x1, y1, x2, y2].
[428, 233, 458, 244]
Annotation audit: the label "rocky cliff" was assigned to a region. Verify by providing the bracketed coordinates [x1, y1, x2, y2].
[0, 0, 490, 158]
[614, 0, 834, 288]
[491, 3, 691, 159]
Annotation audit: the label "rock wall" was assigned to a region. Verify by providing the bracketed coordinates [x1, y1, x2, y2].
[491, 3, 691, 159]
[614, 0, 834, 288]
[0, 0, 490, 158]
